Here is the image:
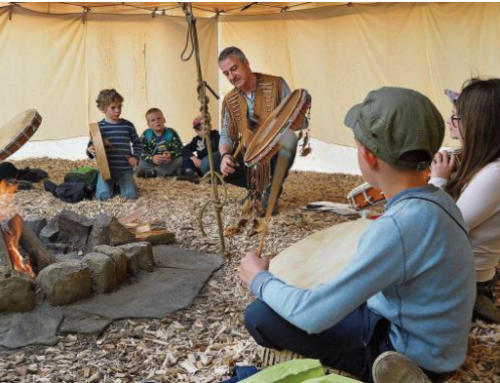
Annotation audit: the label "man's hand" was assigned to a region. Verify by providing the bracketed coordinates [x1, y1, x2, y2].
[191, 157, 202, 169]
[430, 150, 456, 180]
[88, 145, 96, 156]
[221, 154, 238, 176]
[129, 157, 138, 167]
[239, 251, 270, 288]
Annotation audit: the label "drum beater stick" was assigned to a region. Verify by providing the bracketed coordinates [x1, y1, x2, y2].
[256, 133, 295, 257]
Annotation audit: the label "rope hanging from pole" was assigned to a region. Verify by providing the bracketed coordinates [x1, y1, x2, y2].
[181, 3, 226, 253]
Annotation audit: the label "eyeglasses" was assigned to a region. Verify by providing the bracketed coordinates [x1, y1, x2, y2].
[450, 115, 461, 126]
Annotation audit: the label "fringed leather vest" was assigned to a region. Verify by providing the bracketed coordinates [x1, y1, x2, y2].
[222, 73, 284, 200]
[222, 73, 284, 155]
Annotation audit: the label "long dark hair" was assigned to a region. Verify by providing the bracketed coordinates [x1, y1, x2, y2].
[446, 78, 500, 200]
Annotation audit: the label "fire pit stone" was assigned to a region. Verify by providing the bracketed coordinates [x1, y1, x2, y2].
[93, 245, 128, 284]
[119, 242, 155, 272]
[82, 252, 118, 294]
[36, 260, 91, 306]
[0, 270, 35, 312]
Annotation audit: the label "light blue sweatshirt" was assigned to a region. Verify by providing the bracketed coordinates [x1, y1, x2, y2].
[250, 185, 476, 373]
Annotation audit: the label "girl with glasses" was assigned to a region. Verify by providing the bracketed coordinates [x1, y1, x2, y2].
[430, 79, 500, 323]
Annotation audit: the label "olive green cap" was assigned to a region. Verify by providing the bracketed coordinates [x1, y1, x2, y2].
[344, 87, 444, 170]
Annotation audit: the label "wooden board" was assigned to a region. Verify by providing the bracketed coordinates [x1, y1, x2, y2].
[118, 208, 147, 226]
[89, 122, 111, 181]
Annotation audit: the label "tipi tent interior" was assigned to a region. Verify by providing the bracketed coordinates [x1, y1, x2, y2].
[1, 3, 500, 382]
[2, 2, 497, 174]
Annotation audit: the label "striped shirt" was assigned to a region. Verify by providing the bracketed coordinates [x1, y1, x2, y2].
[87, 119, 142, 175]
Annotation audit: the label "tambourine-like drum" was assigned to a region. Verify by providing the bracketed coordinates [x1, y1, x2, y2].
[347, 147, 462, 211]
[347, 183, 385, 211]
[244, 89, 311, 167]
[89, 123, 111, 181]
[0, 109, 42, 161]
[270, 219, 372, 289]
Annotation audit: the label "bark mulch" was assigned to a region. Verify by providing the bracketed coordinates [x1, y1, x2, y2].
[0, 159, 498, 382]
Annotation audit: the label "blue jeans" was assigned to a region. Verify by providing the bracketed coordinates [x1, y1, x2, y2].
[245, 300, 394, 383]
[96, 172, 138, 201]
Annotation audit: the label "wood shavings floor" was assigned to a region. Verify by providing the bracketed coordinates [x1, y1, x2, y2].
[0, 159, 498, 383]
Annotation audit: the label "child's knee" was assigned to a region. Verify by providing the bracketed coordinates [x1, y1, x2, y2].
[244, 300, 270, 332]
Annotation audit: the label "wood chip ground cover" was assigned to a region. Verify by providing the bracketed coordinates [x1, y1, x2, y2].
[0, 159, 498, 382]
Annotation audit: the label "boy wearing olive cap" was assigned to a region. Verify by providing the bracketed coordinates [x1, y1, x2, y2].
[239, 87, 475, 383]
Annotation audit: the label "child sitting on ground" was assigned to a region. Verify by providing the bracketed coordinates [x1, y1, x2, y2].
[87, 89, 141, 201]
[431, 79, 500, 324]
[181, 116, 220, 178]
[239, 87, 476, 383]
[136, 108, 183, 178]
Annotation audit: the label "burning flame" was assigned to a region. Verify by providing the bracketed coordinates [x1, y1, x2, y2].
[2, 224, 35, 279]
[0, 181, 35, 278]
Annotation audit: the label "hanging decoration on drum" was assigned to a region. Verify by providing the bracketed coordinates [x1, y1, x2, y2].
[0, 109, 42, 161]
[245, 88, 311, 213]
[224, 89, 312, 239]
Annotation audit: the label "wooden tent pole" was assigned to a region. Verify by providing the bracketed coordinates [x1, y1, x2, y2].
[181, 3, 226, 253]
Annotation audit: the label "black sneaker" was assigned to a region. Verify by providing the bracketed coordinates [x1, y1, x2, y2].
[146, 170, 157, 178]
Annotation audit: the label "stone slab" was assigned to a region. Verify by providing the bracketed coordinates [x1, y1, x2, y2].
[69, 267, 218, 319]
[0, 246, 223, 348]
[0, 308, 63, 349]
[58, 312, 112, 336]
[153, 245, 224, 271]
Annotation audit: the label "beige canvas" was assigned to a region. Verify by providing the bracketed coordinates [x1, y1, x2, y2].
[2, 3, 500, 149]
[0, 6, 218, 143]
[219, 2, 500, 147]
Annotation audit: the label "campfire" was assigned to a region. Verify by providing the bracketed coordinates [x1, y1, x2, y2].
[0, 180, 170, 314]
[1, 214, 35, 279]
[0, 180, 52, 280]
[0, 180, 34, 278]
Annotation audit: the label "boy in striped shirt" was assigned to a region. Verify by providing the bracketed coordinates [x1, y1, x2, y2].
[87, 89, 142, 201]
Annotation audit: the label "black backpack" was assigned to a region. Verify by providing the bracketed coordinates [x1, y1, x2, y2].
[54, 182, 93, 203]
[0, 162, 19, 180]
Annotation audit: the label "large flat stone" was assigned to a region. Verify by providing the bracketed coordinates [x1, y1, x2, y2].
[0, 309, 63, 349]
[69, 267, 220, 320]
[0, 247, 224, 348]
[58, 312, 112, 336]
[153, 245, 224, 271]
